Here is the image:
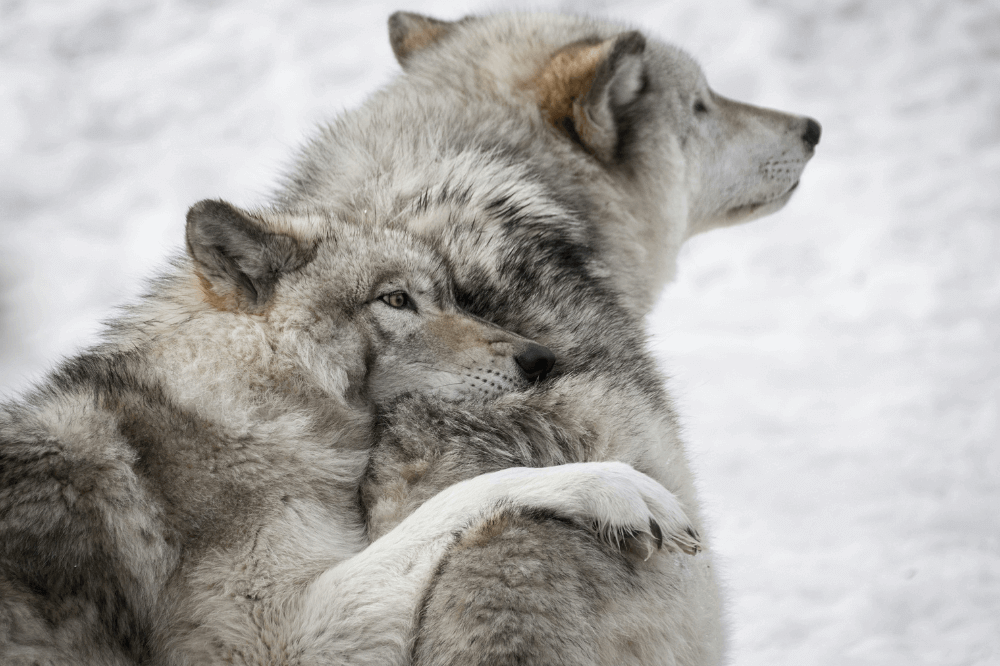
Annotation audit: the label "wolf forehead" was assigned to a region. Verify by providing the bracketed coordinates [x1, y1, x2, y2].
[186, 199, 452, 308]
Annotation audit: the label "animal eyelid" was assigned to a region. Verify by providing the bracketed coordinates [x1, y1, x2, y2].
[380, 291, 414, 310]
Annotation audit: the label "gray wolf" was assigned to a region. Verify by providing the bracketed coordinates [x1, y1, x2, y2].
[0, 200, 699, 664]
[287, 10, 819, 665]
[0, 9, 819, 665]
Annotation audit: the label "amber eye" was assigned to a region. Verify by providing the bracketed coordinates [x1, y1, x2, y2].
[380, 292, 410, 309]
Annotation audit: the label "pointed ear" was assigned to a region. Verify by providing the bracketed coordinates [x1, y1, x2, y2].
[388, 11, 455, 69]
[532, 32, 647, 163]
[185, 200, 315, 313]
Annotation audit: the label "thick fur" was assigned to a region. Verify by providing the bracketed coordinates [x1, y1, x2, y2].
[0, 201, 698, 663]
[292, 11, 819, 316]
[0, 10, 819, 666]
[291, 11, 818, 666]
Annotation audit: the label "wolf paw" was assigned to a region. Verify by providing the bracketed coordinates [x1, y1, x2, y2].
[576, 462, 701, 558]
[495, 462, 701, 558]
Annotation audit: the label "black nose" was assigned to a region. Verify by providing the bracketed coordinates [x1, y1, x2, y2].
[514, 343, 556, 382]
[802, 117, 822, 149]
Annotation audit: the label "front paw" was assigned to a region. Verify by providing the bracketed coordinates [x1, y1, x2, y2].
[493, 462, 701, 558]
[579, 462, 701, 558]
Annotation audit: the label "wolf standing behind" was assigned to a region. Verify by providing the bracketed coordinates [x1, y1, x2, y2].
[289, 10, 820, 665]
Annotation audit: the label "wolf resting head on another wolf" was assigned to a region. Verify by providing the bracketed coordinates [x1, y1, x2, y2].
[3, 198, 690, 664]
[0, 10, 818, 665]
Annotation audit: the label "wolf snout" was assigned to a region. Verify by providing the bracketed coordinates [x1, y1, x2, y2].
[514, 343, 556, 382]
[802, 117, 822, 149]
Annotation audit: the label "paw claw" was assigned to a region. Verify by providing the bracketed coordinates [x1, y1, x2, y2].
[649, 518, 663, 550]
[676, 525, 701, 555]
[515, 462, 704, 559]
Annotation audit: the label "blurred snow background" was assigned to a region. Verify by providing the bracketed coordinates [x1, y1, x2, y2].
[0, 0, 997, 663]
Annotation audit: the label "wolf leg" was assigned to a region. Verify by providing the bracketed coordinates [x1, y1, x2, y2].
[279, 462, 696, 665]
[412, 514, 722, 666]
[411, 512, 628, 666]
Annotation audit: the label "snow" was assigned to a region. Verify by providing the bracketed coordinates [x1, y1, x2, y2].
[1, 0, 997, 664]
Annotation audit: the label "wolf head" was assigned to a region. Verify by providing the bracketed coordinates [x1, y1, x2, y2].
[183, 200, 554, 410]
[386, 12, 820, 311]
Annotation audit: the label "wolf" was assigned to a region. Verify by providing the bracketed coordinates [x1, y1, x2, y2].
[0, 9, 820, 664]
[0, 200, 700, 664]
[282, 10, 820, 665]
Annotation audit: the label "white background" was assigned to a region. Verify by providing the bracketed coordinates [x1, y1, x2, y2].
[1, 1, 997, 663]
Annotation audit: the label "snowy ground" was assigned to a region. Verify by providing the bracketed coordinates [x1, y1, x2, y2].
[1, 1, 997, 664]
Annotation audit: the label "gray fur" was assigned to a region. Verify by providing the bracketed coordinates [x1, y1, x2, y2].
[7, 200, 678, 663]
[327, 11, 817, 665]
[0, 10, 818, 665]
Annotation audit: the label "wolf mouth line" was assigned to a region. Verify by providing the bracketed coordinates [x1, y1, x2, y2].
[731, 180, 802, 216]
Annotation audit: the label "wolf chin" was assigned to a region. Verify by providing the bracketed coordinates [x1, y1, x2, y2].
[0, 11, 819, 666]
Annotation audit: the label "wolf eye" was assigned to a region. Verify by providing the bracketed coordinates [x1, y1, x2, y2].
[693, 99, 708, 114]
[380, 292, 411, 309]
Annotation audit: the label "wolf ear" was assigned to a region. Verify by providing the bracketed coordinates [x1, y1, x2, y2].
[388, 11, 455, 69]
[185, 200, 314, 313]
[533, 31, 647, 163]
